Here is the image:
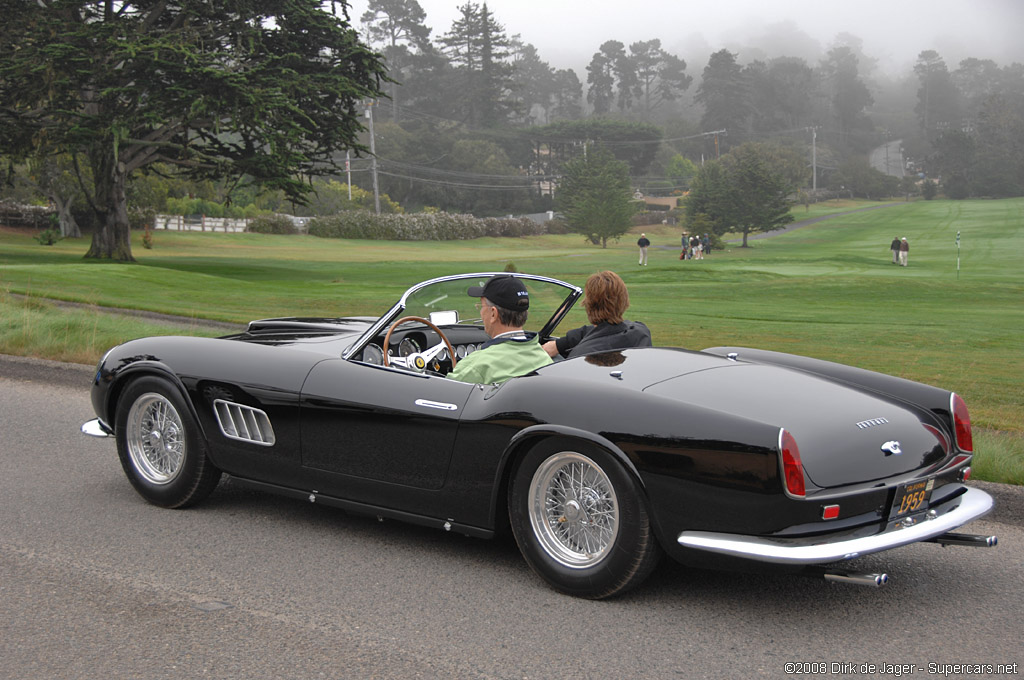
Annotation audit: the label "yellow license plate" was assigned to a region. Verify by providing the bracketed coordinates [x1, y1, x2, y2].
[890, 479, 934, 519]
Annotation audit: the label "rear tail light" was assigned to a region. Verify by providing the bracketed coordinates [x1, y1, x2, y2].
[779, 429, 806, 497]
[951, 393, 973, 452]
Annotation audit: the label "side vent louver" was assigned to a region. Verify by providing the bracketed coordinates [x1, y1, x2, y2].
[213, 400, 276, 446]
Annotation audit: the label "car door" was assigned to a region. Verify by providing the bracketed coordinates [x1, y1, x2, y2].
[299, 358, 475, 490]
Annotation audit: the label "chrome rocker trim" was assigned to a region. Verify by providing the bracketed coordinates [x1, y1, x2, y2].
[677, 487, 994, 565]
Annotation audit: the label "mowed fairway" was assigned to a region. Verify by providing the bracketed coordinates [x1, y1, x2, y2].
[2, 198, 1022, 478]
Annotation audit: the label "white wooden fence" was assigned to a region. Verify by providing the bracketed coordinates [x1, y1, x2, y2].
[154, 214, 250, 232]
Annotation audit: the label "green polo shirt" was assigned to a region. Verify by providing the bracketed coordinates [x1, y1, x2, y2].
[448, 337, 552, 384]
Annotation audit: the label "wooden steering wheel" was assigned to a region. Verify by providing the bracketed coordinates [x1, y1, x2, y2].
[381, 316, 458, 370]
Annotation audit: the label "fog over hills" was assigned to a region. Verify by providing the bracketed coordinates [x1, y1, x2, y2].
[348, 0, 1024, 77]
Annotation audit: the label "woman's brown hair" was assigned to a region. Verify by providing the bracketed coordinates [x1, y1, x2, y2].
[583, 270, 629, 325]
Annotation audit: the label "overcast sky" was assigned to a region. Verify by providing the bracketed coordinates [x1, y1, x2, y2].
[346, 0, 1024, 77]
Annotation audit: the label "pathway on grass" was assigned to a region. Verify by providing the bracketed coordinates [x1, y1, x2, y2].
[732, 201, 907, 243]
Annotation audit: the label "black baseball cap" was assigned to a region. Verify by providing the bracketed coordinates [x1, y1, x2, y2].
[467, 275, 530, 310]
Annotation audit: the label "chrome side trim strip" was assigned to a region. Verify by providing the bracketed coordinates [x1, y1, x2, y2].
[414, 399, 458, 411]
[677, 487, 993, 565]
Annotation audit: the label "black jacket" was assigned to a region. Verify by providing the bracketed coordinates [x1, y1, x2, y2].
[554, 320, 653, 358]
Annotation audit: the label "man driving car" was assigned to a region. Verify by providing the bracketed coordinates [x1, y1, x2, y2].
[447, 275, 552, 384]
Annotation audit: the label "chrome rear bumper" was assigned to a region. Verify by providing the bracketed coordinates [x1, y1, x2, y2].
[677, 487, 994, 565]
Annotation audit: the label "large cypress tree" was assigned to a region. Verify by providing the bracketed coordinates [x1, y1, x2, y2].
[0, 1, 386, 261]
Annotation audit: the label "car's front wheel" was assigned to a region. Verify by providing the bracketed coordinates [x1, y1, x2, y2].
[509, 438, 661, 598]
[115, 376, 221, 508]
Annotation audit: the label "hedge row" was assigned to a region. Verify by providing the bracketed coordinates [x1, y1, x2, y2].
[307, 211, 545, 241]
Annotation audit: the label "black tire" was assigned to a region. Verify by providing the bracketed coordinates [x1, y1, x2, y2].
[115, 375, 221, 508]
[508, 438, 661, 599]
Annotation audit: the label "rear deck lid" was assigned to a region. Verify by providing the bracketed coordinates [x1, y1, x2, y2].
[644, 364, 948, 488]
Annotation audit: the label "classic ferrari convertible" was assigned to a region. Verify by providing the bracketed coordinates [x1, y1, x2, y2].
[82, 273, 997, 598]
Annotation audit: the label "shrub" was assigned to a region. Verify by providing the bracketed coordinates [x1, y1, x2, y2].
[544, 218, 571, 234]
[35, 228, 64, 246]
[307, 211, 545, 241]
[922, 179, 938, 200]
[248, 214, 298, 235]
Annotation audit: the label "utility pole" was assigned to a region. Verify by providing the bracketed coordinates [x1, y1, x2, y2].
[807, 126, 819, 191]
[366, 100, 381, 215]
[345, 151, 352, 201]
[700, 129, 727, 161]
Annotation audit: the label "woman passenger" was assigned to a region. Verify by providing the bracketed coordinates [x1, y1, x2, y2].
[543, 270, 652, 359]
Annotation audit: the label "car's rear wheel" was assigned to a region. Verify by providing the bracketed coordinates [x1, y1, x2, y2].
[115, 376, 221, 508]
[509, 438, 660, 599]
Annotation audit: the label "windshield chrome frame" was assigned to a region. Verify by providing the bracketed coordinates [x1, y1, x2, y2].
[342, 272, 582, 360]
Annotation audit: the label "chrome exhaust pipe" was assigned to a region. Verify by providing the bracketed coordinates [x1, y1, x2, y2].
[926, 532, 998, 548]
[823, 571, 889, 587]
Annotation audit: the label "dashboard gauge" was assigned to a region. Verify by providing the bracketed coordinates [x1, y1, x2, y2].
[456, 344, 468, 359]
[437, 347, 449, 361]
[361, 344, 384, 365]
[398, 337, 421, 357]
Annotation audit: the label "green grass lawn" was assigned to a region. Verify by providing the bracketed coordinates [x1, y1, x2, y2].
[2, 198, 1022, 482]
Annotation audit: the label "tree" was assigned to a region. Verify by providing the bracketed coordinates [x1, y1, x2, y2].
[0, 1, 386, 261]
[686, 143, 793, 247]
[360, 0, 433, 121]
[695, 50, 750, 150]
[550, 69, 583, 122]
[25, 155, 85, 237]
[830, 158, 898, 199]
[529, 119, 662, 177]
[747, 57, 814, 133]
[585, 41, 622, 115]
[509, 41, 556, 125]
[721, 144, 794, 246]
[438, 2, 517, 127]
[818, 47, 874, 145]
[556, 145, 635, 248]
[629, 39, 691, 120]
[684, 159, 732, 236]
[914, 50, 962, 136]
[665, 154, 698, 190]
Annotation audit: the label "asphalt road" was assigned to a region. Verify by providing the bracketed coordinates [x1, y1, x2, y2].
[1, 355, 1021, 679]
[870, 139, 905, 178]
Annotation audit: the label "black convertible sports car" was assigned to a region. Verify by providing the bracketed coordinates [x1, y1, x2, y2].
[82, 273, 997, 598]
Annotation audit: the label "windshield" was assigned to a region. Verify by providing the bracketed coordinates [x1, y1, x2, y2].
[343, 273, 581, 360]
[403, 275, 574, 328]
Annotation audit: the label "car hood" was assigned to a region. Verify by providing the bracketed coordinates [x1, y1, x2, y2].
[543, 348, 947, 488]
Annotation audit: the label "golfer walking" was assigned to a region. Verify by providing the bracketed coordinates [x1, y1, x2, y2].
[637, 233, 650, 266]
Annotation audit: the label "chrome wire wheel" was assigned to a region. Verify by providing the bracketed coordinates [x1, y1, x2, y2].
[528, 452, 619, 568]
[125, 392, 186, 485]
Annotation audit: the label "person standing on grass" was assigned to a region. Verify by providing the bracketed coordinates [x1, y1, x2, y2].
[637, 233, 650, 266]
[890, 236, 901, 264]
[898, 237, 909, 266]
